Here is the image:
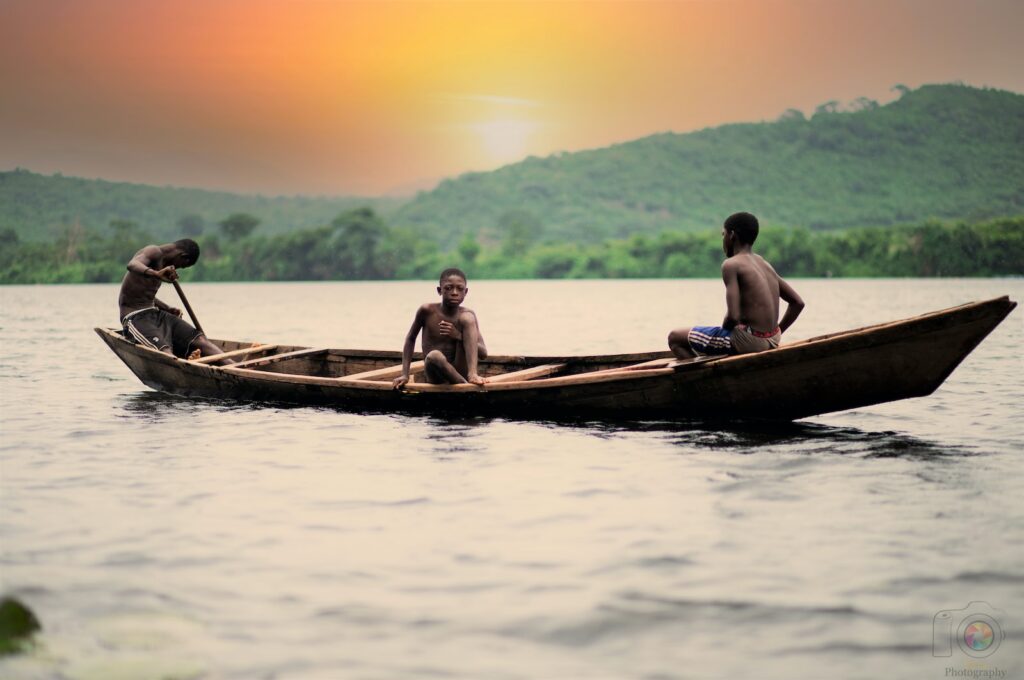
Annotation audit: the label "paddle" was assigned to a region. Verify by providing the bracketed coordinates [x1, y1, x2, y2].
[171, 279, 206, 337]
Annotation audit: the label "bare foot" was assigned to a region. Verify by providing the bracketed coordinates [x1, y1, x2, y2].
[187, 348, 202, 361]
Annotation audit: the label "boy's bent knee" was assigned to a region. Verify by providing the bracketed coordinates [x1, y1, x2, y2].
[668, 328, 689, 347]
[425, 349, 447, 365]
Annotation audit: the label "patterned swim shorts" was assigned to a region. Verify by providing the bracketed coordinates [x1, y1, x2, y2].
[687, 326, 734, 355]
[687, 325, 781, 356]
[122, 307, 201, 358]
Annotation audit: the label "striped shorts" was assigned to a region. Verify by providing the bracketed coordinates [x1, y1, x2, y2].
[122, 307, 200, 358]
[688, 325, 781, 356]
[687, 326, 734, 355]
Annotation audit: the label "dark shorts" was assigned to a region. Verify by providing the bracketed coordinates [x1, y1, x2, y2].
[687, 326, 734, 355]
[688, 325, 781, 356]
[122, 307, 201, 358]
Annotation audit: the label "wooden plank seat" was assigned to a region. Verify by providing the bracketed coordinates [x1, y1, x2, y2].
[605, 357, 682, 371]
[229, 347, 328, 370]
[344, 361, 426, 381]
[348, 360, 673, 391]
[191, 344, 278, 364]
[486, 363, 567, 383]
[385, 365, 677, 392]
[346, 361, 566, 385]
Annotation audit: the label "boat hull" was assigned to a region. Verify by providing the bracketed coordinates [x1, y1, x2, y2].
[96, 296, 1016, 421]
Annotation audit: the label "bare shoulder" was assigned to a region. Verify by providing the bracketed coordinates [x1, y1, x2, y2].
[721, 257, 746, 276]
[136, 244, 162, 261]
[754, 254, 781, 277]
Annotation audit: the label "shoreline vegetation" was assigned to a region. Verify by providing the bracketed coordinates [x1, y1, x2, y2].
[1, 210, 1021, 284]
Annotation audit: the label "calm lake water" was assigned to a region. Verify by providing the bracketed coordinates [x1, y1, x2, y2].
[1, 279, 1022, 679]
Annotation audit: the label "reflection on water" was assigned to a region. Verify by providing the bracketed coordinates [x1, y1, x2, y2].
[118, 390, 276, 419]
[121, 391, 967, 461]
[118, 390, 206, 420]
[660, 421, 971, 459]
[1, 279, 1021, 679]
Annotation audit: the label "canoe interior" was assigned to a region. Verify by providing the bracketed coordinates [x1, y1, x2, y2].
[150, 336, 674, 380]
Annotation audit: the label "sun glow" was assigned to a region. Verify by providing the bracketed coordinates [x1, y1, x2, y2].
[467, 119, 539, 165]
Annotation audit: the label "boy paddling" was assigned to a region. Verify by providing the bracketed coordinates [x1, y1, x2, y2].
[118, 239, 233, 363]
[668, 212, 805, 359]
[393, 268, 488, 388]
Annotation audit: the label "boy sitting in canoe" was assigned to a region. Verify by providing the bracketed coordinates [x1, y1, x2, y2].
[668, 212, 805, 359]
[393, 268, 488, 388]
[118, 239, 233, 363]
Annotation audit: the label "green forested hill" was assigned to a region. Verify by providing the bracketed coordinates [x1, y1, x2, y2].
[0, 170, 405, 242]
[393, 84, 1024, 244]
[3, 84, 1022, 250]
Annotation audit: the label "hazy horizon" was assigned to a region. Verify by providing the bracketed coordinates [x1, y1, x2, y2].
[2, 0, 1022, 196]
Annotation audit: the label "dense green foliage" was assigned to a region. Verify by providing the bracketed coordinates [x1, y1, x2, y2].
[0, 597, 40, 656]
[0, 170, 406, 242]
[394, 84, 1024, 243]
[2, 210, 1020, 284]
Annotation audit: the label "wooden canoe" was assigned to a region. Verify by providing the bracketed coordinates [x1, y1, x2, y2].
[95, 296, 1016, 421]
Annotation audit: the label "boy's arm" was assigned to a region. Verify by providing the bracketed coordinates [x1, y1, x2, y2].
[154, 298, 182, 317]
[721, 261, 741, 330]
[460, 311, 486, 385]
[440, 312, 488, 359]
[777, 277, 805, 334]
[393, 306, 426, 389]
[476, 324, 488, 360]
[127, 245, 177, 281]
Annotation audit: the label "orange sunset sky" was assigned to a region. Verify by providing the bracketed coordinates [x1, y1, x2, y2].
[1, 0, 1022, 196]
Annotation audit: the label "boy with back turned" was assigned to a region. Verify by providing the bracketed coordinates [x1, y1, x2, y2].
[393, 268, 488, 388]
[668, 212, 805, 358]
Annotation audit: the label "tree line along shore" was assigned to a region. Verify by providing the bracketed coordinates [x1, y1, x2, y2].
[1, 209, 1021, 284]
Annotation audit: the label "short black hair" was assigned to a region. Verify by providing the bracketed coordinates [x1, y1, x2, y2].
[175, 238, 201, 266]
[439, 267, 467, 283]
[724, 212, 759, 245]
